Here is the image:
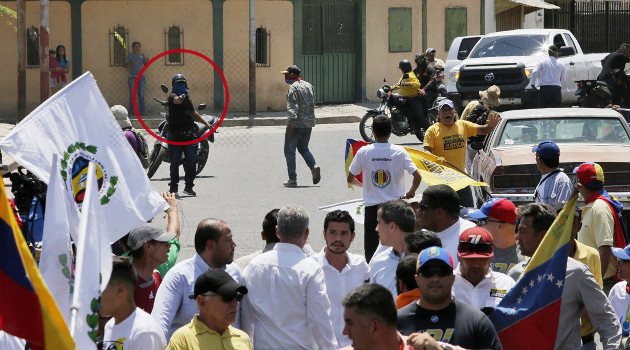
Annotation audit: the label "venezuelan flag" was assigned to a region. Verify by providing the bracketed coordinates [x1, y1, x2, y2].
[345, 139, 369, 188]
[489, 193, 577, 350]
[0, 177, 75, 349]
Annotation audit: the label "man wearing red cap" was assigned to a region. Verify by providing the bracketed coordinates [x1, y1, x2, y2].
[468, 198, 524, 274]
[574, 162, 628, 290]
[452, 227, 516, 310]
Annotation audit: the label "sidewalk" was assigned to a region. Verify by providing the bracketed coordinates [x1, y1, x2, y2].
[0, 102, 377, 173]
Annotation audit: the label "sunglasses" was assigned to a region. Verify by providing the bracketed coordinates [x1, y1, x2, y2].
[617, 259, 630, 266]
[418, 202, 434, 211]
[418, 265, 453, 278]
[515, 218, 520, 233]
[203, 292, 244, 303]
[475, 218, 503, 226]
[458, 241, 493, 255]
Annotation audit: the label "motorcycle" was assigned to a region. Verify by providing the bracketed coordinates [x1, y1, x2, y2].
[575, 80, 612, 108]
[427, 95, 449, 126]
[359, 78, 425, 143]
[146, 84, 219, 179]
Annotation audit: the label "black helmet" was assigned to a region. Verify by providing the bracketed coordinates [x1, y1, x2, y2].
[398, 59, 412, 73]
[612, 69, 629, 82]
[414, 53, 427, 65]
[172, 73, 187, 86]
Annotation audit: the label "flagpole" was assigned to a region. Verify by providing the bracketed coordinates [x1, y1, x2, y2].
[69, 162, 97, 337]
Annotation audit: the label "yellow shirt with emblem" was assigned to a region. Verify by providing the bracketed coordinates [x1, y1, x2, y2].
[577, 198, 616, 279]
[573, 239, 602, 336]
[166, 315, 253, 350]
[423, 120, 478, 172]
[397, 71, 421, 98]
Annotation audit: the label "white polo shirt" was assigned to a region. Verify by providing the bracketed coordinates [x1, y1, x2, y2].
[452, 266, 516, 310]
[312, 250, 370, 348]
[437, 218, 476, 268]
[369, 247, 402, 299]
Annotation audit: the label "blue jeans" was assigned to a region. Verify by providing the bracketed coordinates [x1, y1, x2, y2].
[128, 75, 146, 115]
[168, 143, 198, 189]
[284, 127, 316, 181]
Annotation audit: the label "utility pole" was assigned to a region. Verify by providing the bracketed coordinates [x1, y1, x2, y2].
[248, 0, 256, 115]
[40, 0, 50, 103]
[17, 0, 26, 121]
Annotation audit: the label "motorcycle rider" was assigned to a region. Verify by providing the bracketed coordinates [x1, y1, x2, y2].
[598, 43, 630, 87]
[167, 74, 213, 196]
[393, 59, 427, 138]
[608, 69, 630, 122]
[412, 53, 438, 117]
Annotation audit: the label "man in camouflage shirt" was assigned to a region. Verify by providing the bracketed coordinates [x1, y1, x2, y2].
[281, 65, 321, 187]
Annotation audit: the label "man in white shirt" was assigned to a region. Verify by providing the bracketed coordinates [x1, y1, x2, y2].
[531, 45, 566, 108]
[101, 256, 167, 350]
[369, 200, 416, 299]
[312, 210, 370, 348]
[532, 140, 572, 207]
[452, 227, 516, 310]
[152, 219, 242, 341]
[348, 115, 422, 262]
[241, 205, 338, 350]
[235, 209, 280, 270]
[419, 184, 475, 263]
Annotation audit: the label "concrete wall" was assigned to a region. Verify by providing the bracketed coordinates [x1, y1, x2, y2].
[426, 0, 481, 61]
[223, 0, 293, 112]
[0, 1, 71, 119]
[81, 0, 213, 116]
[365, 0, 422, 101]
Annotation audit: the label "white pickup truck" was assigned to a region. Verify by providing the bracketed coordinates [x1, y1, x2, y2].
[445, 29, 607, 110]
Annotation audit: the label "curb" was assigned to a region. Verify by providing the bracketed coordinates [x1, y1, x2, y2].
[131, 115, 361, 129]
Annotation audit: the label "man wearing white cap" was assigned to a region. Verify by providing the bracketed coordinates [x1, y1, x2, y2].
[423, 99, 500, 206]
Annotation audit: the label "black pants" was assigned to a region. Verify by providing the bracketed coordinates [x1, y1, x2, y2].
[405, 96, 429, 132]
[364, 205, 379, 263]
[538, 85, 562, 108]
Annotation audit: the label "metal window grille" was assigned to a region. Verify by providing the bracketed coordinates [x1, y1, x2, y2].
[109, 25, 128, 66]
[255, 27, 271, 67]
[27, 26, 39, 68]
[165, 26, 184, 66]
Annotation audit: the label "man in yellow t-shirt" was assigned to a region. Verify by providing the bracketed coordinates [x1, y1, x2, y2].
[393, 59, 427, 138]
[423, 99, 500, 206]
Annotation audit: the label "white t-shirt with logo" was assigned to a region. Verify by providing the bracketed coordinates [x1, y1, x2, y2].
[349, 143, 418, 206]
[103, 307, 166, 350]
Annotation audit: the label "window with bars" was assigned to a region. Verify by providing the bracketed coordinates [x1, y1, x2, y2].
[255, 27, 270, 67]
[109, 26, 128, 66]
[165, 26, 184, 65]
[27, 26, 40, 67]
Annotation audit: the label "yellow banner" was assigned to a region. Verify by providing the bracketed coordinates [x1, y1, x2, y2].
[403, 146, 488, 191]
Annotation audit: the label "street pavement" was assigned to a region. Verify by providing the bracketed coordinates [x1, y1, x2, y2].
[148, 122, 426, 262]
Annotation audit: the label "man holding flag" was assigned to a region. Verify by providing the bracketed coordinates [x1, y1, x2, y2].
[500, 202, 620, 349]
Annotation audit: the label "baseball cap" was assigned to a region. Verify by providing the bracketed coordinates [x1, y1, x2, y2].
[458, 227, 494, 258]
[426, 48, 436, 54]
[613, 245, 630, 261]
[573, 162, 604, 187]
[532, 140, 560, 160]
[416, 246, 454, 272]
[438, 99, 455, 110]
[189, 269, 248, 299]
[468, 198, 517, 225]
[127, 225, 175, 251]
[281, 65, 300, 76]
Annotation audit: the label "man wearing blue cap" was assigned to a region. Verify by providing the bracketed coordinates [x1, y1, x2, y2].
[609, 245, 630, 345]
[532, 140, 572, 206]
[424, 99, 500, 206]
[397, 247, 502, 349]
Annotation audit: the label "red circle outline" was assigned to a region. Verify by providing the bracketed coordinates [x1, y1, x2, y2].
[132, 49, 229, 146]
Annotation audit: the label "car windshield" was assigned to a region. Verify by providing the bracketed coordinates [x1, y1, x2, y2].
[468, 35, 547, 58]
[498, 117, 630, 146]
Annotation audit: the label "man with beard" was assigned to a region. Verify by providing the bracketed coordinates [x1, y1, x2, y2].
[397, 247, 502, 349]
[152, 219, 242, 341]
[313, 210, 370, 347]
[451, 227, 515, 310]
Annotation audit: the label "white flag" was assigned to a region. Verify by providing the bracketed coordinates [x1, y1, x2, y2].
[319, 199, 365, 224]
[0, 72, 167, 241]
[39, 154, 79, 324]
[70, 162, 112, 348]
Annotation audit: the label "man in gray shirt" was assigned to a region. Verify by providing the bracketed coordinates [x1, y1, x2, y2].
[509, 203, 621, 349]
[125, 41, 149, 115]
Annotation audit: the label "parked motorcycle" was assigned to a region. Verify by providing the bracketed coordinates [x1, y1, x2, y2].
[575, 80, 612, 108]
[146, 84, 219, 179]
[359, 79, 425, 143]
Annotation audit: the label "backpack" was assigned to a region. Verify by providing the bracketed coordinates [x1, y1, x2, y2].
[129, 129, 150, 168]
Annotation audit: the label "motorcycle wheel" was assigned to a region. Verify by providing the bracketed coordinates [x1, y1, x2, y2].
[427, 109, 439, 125]
[147, 143, 167, 179]
[359, 112, 380, 143]
[196, 139, 209, 175]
